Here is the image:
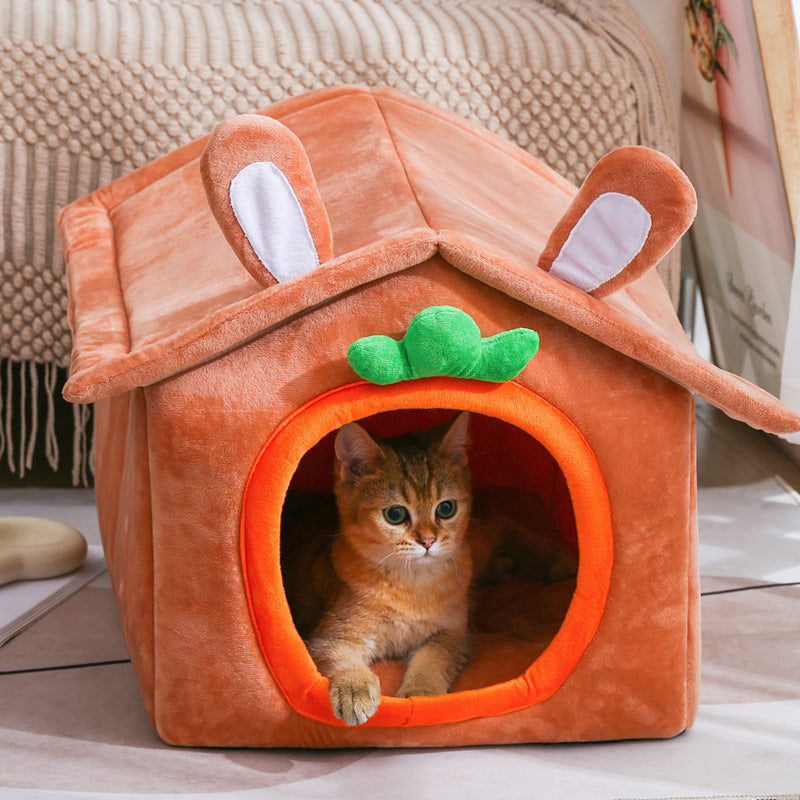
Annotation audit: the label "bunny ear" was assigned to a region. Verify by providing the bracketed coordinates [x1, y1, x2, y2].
[201, 114, 334, 287]
[538, 147, 697, 297]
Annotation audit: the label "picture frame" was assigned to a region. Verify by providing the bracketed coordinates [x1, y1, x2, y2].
[681, 0, 799, 397]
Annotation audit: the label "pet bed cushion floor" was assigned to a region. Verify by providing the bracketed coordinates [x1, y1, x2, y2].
[368, 577, 577, 697]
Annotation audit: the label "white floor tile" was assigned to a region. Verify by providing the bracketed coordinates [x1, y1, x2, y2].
[0, 477, 798, 798]
[1, 701, 799, 800]
[698, 477, 800, 586]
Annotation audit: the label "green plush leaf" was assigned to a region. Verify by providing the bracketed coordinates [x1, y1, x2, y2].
[402, 306, 482, 378]
[347, 335, 412, 385]
[468, 328, 540, 382]
[347, 306, 539, 385]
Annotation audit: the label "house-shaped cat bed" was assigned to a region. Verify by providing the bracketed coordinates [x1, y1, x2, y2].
[59, 86, 800, 747]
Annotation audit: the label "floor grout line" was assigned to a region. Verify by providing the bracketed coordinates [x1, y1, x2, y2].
[0, 658, 131, 676]
[701, 581, 800, 597]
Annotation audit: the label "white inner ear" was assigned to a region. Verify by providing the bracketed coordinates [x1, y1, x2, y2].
[549, 191, 651, 292]
[229, 161, 320, 283]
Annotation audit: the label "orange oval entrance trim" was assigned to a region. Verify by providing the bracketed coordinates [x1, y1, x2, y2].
[241, 378, 613, 727]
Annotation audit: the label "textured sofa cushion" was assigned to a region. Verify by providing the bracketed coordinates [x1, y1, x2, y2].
[0, 0, 678, 482]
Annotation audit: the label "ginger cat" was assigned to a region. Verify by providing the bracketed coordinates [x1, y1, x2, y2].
[281, 412, 576, 726]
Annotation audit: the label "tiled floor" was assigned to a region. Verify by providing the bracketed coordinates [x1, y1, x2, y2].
[1, 398, 799, 798]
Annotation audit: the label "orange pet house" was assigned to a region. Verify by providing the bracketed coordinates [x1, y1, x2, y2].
[59, 86, 800, 747]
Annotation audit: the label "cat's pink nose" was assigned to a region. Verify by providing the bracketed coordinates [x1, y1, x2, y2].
[420, 537, 436, 551]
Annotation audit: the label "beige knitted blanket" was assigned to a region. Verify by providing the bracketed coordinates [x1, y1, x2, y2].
[0, 0, 676, 482]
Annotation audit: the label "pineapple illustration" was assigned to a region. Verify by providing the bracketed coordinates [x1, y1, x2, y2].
[685, 0, 738, 82]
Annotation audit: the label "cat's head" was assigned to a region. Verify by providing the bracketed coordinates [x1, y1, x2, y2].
[333, 412, 472, 572]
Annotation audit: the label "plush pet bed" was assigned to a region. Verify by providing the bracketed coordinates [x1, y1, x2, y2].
[59, 85, 800, 747]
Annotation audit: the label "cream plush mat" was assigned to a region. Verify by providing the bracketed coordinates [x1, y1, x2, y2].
[0, 545, 105, 646]
[0, 476, 798, 797]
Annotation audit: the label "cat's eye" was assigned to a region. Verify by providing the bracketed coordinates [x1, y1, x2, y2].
[435, 500, 458, 519]
[383, 505, 409, 525]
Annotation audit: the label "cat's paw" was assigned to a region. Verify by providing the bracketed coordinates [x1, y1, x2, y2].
[329, 670, 381, 726]
[510, 532, 578, 583]
[537, 541, 578, 583]
[480, 553, 515, 584]
[396, 674, 450, 699]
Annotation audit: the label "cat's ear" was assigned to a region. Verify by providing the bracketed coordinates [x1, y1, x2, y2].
[537, 147, 696, 297]
[440, 411, 470, 466]
[335, 423, 384, 481]
[201, 114, 334, 288]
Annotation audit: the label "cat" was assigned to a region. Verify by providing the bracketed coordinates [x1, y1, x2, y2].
[281, 411, 577, 726]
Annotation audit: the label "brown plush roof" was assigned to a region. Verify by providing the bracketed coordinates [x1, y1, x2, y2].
[59, 86, 800, 433]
